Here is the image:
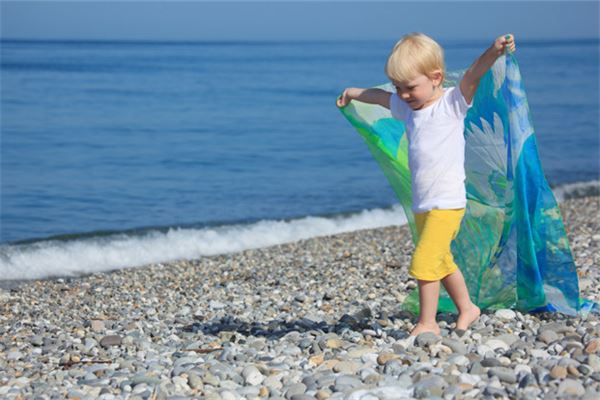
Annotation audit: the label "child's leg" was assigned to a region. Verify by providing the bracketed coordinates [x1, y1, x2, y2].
[410, 278, 441, 336]
[409, 208, 472, 335]
[409, 212, 442, 335]
[441, 268, 480, 330]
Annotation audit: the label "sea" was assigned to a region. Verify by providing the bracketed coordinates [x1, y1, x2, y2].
[1, 38, 598, 282]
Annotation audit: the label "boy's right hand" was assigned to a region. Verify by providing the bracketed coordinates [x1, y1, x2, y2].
[336, 88, 353, 108]
[336, 87, 391, 109]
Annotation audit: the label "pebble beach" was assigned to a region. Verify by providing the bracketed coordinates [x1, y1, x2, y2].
[1, 196, 599, 400]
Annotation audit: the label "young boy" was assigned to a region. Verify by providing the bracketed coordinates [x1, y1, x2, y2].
[336, 33, 516, 336]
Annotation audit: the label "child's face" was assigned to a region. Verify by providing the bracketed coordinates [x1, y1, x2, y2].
[393, 71, 443, 110]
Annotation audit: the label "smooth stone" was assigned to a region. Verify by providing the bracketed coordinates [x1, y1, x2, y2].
[242, 365, 264, 386]
[383, 360, 404, 376]
[332, 361, 360, 374]
[494, 309, 516, 321]
[469, 361, 486, 375]
[415, 332, 441, 347]
[550, 365, 567, 379]
[413, 375, 446, 398]
[539, 322, 571, 334]
[209, 300, 226, 309]
[538, 330, 559, 344]
[237, 386, 260, 397]
[294, 294, 307, 302]
[30, 335, 44, 347]
[488, 367, 517, 383]
[334, 375, 362, 389]
[459, 373, 481, 386]
[325, 338, 344, 349]
[588, 354, 600, 372]
[533, 366, 550, 384]
[90, 320, 105, 332]
[442, 384, 462, 398]
[448, 354, 469, 367]
[285, 383, 307, 398]
[567, 365, 580, 377]
[518, 373, 537, 388]
[99, 335, 122, 347]
[290, 395, 317, 400]
[264, 375, 283, 390]
[476, 344, 494, 357]
[483, 386, 507, 397]
[495, 333, 519, 346]
[363, 373, 382, 385]
[130, 374, 161, 386]
[78, 378, 111, 386]
[578, 364, 592, 376]
[376, 352, 397, 365]
[173, 356, 200, 368]
[219, 380, 240, 390]
[6, 351, 23, 360]
[530, 349, 550, 359]
[315, 389, 331, 400]
[187, 372, 203, 389]
[441, 338, 467, 354]
[515, 364, 532, 376]
[219, 390, 239, 400]
[301, 376, 317, 389]
[485, 339, 509, 352]
[557, 378, 585, 396]
[334, 375, 363, 392]
[585, 339, 600, 354]
[481, 358, 502, 368]
[345, 385, 412, 399]
[172, 375, 189, 390]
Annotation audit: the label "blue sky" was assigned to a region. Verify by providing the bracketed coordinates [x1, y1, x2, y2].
[1, 1, 598, 41]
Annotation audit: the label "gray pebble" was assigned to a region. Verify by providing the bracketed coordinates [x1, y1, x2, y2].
[413, 374, 446, 398]
[557, 378, 585, 396]
[99, 335, 122, 347]
[488, 367, 517, 384]
[441, 337, 467, 354]
[415, 332, 441, 347]
[285, 382, 307, 398]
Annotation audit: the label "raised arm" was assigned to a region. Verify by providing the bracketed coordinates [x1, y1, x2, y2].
[336, 88, 392, 109]
[459, 34, 516, 104]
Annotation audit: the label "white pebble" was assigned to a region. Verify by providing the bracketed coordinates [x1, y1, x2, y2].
[495, 309, 517, 321]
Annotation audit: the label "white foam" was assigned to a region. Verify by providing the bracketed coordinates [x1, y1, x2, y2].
[552, 180, 600, 202]
[0, 205, 408, 281]
[1, 180, 597, 282]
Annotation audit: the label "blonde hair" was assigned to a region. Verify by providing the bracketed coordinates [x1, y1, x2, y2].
[385, 32, 445, 85]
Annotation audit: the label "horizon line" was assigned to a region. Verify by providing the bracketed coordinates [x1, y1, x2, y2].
[2, 37, 599, 45]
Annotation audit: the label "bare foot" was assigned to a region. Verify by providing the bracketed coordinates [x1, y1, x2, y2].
[410, 321, 441, 337]
[456, 304, 481, 331]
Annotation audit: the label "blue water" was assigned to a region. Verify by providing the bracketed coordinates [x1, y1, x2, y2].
[1, 39, 598, 280]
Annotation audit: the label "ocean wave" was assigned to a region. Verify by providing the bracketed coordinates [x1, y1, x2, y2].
[0, 205, 407, 281]
[1, 180, 597, 282]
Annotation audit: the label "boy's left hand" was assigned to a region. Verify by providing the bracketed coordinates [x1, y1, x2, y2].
[494, 34, 516, 54]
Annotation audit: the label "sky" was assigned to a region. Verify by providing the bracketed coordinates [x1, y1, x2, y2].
[1, 1, 599, 42]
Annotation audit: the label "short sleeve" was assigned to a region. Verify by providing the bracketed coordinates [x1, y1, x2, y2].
[389, 91, 409, 121]
[446, 86, 473, 119]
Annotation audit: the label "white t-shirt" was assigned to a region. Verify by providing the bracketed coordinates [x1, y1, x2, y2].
[389, 86, 473, 213]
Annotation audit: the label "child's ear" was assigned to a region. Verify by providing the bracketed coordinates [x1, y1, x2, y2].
[429, 69, 444, 86]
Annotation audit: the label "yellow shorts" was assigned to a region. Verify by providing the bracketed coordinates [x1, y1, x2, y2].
[409, 208, 466, 281]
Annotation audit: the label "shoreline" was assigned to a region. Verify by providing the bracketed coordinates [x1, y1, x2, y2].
[2, 194, 599, 290]
[0, 196, 599, 399]
[2, 180, 599, 283]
